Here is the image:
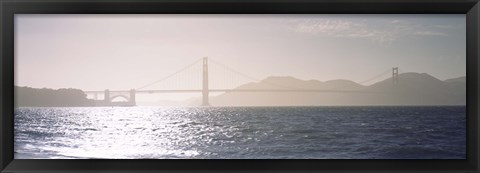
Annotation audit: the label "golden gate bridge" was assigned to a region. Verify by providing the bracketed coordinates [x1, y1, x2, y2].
[84, 57, 399, 106]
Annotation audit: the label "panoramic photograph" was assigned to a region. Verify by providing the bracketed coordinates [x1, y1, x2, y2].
[14, 14, 466, 159]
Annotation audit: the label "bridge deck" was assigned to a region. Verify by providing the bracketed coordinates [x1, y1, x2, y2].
[85, 89, 383, 94]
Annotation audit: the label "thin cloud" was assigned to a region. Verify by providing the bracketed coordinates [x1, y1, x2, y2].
[289, 19, 400, 44]
[288, 18, 453, 44]
[432, 25, 455, 29]
[413, 31, 449, 36]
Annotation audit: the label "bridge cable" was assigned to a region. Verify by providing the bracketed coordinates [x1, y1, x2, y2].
[325, 68, 392, 90]
[209, 58, 303, 90]
[136, 58, 202, 90]
[357, 69, 393, 85]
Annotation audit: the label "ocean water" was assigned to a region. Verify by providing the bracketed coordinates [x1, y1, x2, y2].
[14, 106, 466, 159]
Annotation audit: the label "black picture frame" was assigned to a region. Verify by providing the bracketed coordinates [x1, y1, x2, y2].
[1, 0, 479, 172]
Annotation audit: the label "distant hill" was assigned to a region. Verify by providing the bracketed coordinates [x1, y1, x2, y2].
[15, 86, 95, 107]
[363, 73, 465, 105]
[239, 76, 366, 90]
[18, 73, 465, 107]
[444, 76, 466, 83]
[206, 73, 466, 106]
[443, 76, 466, 95]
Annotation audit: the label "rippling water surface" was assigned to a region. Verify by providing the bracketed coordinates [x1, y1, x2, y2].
[14, 106, 465, 159]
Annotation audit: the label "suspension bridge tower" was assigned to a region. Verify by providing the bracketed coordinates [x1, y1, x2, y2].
[392, 67, 399, 87]
[202, 57, 210, 106]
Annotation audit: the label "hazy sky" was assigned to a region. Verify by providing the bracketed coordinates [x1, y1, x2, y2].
[15, 14, 466, 101]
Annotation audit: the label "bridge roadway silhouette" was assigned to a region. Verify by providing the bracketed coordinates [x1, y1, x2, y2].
[88, 89, 382, 94]
[85, 57, 398, 106]
[85, 88, 384, 107]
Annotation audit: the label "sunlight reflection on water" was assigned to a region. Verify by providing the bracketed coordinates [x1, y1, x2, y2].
[14, 106, 466, 159]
